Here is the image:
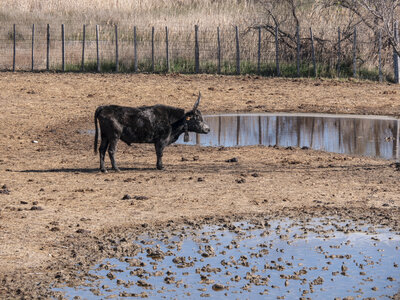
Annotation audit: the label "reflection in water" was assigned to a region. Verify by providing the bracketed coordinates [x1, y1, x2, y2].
[178, 113, 400, 160]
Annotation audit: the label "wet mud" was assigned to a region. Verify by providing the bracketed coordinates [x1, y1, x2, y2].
[55, 214, 400, 299]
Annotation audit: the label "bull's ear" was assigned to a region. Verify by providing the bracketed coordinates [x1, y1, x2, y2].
[192, 92, 201, 111]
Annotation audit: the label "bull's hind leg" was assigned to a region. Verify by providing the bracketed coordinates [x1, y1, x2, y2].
[108, 139, 120, 172]
[99, 138, 109, 173]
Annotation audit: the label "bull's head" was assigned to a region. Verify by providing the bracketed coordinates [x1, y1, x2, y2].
[184, 92, 210, 142]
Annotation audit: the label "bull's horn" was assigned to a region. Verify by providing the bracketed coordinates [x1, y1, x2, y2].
[193, 92, 201, 110]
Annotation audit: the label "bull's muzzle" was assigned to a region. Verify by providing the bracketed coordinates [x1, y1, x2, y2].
[201, 123, 210, 134]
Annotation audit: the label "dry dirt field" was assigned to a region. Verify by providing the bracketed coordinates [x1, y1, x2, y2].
[0, 73, 400, 298]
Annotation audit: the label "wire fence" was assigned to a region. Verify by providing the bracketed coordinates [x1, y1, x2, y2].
[0, 23, 397, 81]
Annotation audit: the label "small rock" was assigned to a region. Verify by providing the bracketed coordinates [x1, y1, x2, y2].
[0, 185, 10, 194]
[225, 157, 238, 163]
[122, 194, 132, 200]
[30, 206, 43, 211]
[235, 178, 246, 184]
[212, 283, 225, 291]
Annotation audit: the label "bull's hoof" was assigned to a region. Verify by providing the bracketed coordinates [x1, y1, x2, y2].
[156, 165, 164, 170]
[100, 169, 108, 173]
[113, 168, 121, 173]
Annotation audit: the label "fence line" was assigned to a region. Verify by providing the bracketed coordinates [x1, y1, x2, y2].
[1, 23, 399, 82]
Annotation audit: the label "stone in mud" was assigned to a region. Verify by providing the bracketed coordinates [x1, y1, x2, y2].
[200, 293, 210, 298]
[30, 206, 43, 211]
[225, 157, 238, 163]
[106, 272, 116, 280]
[164, 276, 175, 284]
[312, 276, 324, 285]
[119, 291, 148, 298]
[146, 248, 165, 260]
[212, 283, 225, 291]
[387, 276, 395, 281]
[137, 280, 153, 289]
[122, 194, 132, 200]
[231, 275, 241, 282]
[0, 185, 10, 194]
[134, 195, 149, 200]
[125, 258, 146, 267]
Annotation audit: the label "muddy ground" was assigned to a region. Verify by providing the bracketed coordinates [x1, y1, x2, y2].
[0, 73, 400, 298]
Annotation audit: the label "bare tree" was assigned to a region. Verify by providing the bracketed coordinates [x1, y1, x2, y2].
[327, 0, 400, 55]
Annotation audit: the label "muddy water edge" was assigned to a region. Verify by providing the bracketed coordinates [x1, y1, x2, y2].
[45, 208, 400, 299]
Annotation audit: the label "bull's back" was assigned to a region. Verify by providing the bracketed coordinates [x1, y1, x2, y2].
[97, 105, 160, 144]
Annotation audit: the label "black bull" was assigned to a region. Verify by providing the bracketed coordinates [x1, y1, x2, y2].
[94, 93, 210, 172]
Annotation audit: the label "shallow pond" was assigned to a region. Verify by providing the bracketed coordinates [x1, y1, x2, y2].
[178, 113, 400, 160]
[54, 217, 400, 299]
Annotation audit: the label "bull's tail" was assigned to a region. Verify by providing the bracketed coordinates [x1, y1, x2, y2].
[94, 106, 103, 154]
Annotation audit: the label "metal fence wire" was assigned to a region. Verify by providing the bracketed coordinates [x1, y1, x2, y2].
[0, 23, 397, 80]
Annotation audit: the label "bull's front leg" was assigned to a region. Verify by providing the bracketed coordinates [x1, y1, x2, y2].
[154, 141, 166, 170]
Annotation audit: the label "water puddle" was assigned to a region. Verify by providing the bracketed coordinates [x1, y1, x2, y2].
[54, 217, 400, 299]
[177, 113, 400, 160]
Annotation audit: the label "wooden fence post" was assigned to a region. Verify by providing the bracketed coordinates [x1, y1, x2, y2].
[394, 21, 399, 84]
[296, 25, 300, 77]
[257, 26, 261, 73]
[115, 25, 119, 72]
[46, 24, 50, 71]
[195, 25, 199, 73]
[337, 27, 341, 77]
[96, 25, 100, 72]
[275, 25, 280, 76]
[81, 24, 86, 71]
[12, 24, 15, 72]
[134, 26, 138, 72]
[217, 26, 221, 74]
[353, 26, 357, 78]
[31, 24, 35, 71]
[165, 26, 169, 72]
[152, 26, 155, 72]
[379, 29, 382, 82]
[310, 27, 316, 77]
[235, 26, 240, 75]
[61, 24, 65, 72]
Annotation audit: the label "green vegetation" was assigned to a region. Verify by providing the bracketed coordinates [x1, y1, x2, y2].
[60, 57, 390, 82]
